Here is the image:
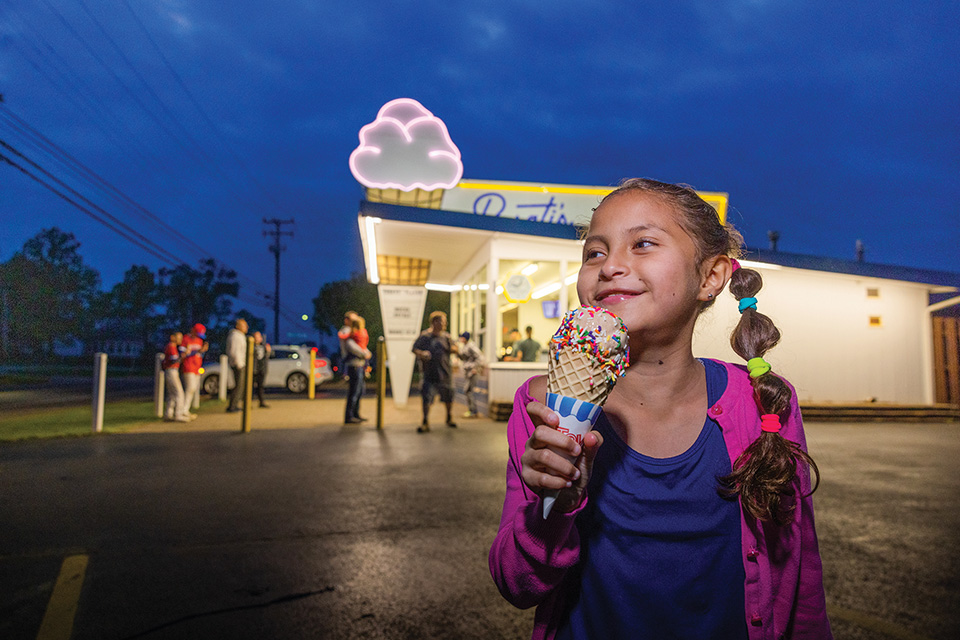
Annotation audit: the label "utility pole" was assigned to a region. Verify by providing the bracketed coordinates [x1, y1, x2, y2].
[262, 218, 294, 344]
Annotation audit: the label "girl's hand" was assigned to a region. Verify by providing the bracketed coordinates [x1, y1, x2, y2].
[520, 399, 604, 514]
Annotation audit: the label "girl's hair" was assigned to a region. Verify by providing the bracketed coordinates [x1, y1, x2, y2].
[601, 178, 819, 525]
[351, 316, 365, 331]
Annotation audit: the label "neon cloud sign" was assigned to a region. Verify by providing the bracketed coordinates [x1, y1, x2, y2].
[349, 98, 463, 191]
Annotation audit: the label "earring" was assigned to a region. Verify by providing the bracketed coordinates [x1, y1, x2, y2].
[707, 293, 714, 299]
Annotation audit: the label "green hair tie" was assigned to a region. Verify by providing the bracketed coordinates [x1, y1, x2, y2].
[747, 357, 771, 378]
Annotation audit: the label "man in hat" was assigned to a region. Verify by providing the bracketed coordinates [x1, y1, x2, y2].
[181, 323, 208, 417]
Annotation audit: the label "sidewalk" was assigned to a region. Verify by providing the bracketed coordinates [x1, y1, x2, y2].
[130, 392, 494, 433]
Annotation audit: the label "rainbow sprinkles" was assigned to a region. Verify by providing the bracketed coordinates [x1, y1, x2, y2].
[550, 306, 630, 385]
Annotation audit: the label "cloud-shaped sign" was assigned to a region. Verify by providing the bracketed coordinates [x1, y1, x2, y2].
[349, 98, 463, 191]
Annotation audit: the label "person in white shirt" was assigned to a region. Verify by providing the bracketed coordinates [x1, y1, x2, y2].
[225, 317, 248, 412]
[457, 332, 485, 418]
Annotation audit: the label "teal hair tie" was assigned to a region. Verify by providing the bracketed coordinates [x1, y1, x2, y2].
[738, 297, 758, 313]
[747, 357, 771, 378]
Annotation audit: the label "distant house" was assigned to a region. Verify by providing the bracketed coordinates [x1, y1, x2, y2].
[89, 320, 149, 359]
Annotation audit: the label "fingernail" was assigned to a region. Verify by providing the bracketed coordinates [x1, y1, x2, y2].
[564, 481, 572, 488]
[573, 469, 581, 480]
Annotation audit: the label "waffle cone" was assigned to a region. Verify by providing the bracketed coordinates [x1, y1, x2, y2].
[547, 347, 613, 407]
[365, 187, 444, 209]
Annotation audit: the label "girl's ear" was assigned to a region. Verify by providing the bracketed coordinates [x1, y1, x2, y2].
[699, 255, 732, 301]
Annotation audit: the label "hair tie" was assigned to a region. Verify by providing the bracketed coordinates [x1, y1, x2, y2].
[747, 357, 771, 378]
[738, 297, 758, 313]
[731, 258, 741, 272]
[760, 414, 781, 433]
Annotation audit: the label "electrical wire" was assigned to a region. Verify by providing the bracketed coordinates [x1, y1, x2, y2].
[0, 138, 190, 267]
[4, 2, 319, 334]
[0, 150, 179, 266]
[118, 0, 284, 213]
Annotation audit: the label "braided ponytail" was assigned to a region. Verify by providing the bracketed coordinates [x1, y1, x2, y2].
[721, 266, 820, 525]
[600, 178, 820, 524]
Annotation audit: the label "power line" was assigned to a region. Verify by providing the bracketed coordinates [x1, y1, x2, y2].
[4, 8, 244, 227]
[1, 116, 312, 332]
[0, 107, 278, 301]
[0, 138, 192, 267]
[0, 149, 178, 266]
[118, 0, 284, 213]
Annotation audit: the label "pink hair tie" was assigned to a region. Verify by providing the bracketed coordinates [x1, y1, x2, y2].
[760, 414, 781, 433]
[731, 258, 741, 272]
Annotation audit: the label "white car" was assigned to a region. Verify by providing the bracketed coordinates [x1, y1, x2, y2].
[200, 345, 334, 395]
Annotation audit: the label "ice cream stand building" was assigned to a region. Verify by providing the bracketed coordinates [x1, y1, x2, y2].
[350, 99, 960, 419]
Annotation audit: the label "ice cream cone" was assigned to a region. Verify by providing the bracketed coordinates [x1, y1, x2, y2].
[542, 306, 629, 519]
[364, 187, 444, 209]
[546, 347, 615, 407]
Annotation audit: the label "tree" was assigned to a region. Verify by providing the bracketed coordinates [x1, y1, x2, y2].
[160, 258, 239, 335]
[105, 265, 162, 356]
[0, 228, 100, 355]
[312, 273, 381, 339]
[311, 273, 451, 345]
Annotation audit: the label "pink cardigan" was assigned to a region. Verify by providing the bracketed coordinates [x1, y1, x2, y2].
[489, 360, 833, 640]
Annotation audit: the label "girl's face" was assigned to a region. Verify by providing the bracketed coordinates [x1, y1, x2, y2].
[577, 191, 707, 343]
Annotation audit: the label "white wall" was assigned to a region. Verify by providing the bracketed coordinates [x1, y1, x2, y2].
[693, 266, 931, 404]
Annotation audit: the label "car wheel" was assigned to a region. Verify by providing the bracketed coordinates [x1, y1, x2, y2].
[286, 372, 308, 393]
[203, 374, 219, 395]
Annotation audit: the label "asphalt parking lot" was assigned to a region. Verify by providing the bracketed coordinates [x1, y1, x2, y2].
[1, 394, 957, 639]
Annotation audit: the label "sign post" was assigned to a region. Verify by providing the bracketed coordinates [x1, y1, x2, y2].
[92, 353, 107, 433]
[153, 352, 164, 418]
[376, 336, 386, 429]
[377, 284, 428, 408]
[241, 336, 254, 433]
[218, 354, 228, 402]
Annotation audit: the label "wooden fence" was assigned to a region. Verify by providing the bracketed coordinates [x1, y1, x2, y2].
[933, 316, 960, 406]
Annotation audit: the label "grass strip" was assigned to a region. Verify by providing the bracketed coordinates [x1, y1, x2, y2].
[1, 400, 160, 441]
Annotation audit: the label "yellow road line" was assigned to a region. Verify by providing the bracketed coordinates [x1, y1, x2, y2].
[36, 554, 88, 640]
[828, 605, 933, 640]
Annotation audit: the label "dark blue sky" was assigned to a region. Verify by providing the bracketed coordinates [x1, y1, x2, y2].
[2, 0, 958, 340]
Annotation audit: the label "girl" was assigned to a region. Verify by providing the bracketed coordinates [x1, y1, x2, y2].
[489, 179, 832, 639]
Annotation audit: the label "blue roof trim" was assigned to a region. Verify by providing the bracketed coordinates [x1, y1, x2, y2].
[359, 200, 581, 241]
[742, 248, 960, 289]
[359, 200, 958, 289]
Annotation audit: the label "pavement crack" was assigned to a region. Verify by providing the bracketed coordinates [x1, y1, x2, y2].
[120, 586, 336, 639]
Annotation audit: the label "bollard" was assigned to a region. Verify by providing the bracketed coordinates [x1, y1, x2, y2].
[92, 352, 107, 433]
[241, 335, 254, 433]
[308, 349, 316, 400]
[218, 354, 228, 402]
[376, 337, 386, 430]
[153, 352, 164, 418]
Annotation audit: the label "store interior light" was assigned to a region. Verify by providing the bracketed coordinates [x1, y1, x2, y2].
[738, 259, 781, 271]
[521, 263, 540, 276]
[363, 216, 382, 284]
[495, 285, 504, 295]
[424, 282, 461, 292]
[532, 282, 562, 300]
[478, 283, 490, 290]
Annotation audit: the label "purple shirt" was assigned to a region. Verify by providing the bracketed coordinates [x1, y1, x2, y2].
[488, 359, 833, 640]
[556, 358, 747, 639]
